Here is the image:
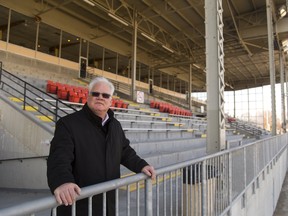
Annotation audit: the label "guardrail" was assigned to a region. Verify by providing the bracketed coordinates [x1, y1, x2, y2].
[0, 134, 286, 216]
[0, 64, 77, 123]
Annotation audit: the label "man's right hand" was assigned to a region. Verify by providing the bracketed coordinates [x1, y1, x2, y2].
[53, 183, 81, 206]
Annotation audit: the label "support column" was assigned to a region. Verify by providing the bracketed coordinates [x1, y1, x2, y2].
[6, 9, 11, 50]
[247, 89, 250, 122]
[233, 91, 236, 118]
[59, 30, 63, 63]
[131, 9, 137, 101]
[167, 74, 169, 90]
[102, 48, 105, 71]
[266, 0, 276, 135]
[116, 53, 119, 75]
[189, 63, 192, 110]
[205, 0, 226, 153]
[160, 71, 162, 88]
[138, 63, 141, 81]
[280, 52, 286, 133]
[286, 59, 288, 129]
[35, 22, 39, 54]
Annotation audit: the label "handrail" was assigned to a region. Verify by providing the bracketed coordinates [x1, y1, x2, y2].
[0, 65, 78, 124]
[0, 155, 48, 163]
[0, 134, 286, 216]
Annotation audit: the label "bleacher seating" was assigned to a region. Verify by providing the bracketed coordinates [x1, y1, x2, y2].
[46, 80, 131, 109]
[45, 78, 209, 144]
[150, 100, 192, 116]
[44, 79, 209, 149]
[1, 69, 256, 181]
[14, 77, 209, 167]
[46, 80, 88, 104]
[1, 66, 272, 209]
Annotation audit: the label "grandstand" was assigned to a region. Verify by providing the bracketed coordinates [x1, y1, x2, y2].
[0, 0, 288, 216]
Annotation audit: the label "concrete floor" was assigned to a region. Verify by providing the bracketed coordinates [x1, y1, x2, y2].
[0, 188, 51, 215]
[274, 172, 288, 216]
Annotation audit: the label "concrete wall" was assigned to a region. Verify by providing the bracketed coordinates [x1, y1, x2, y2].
[229, 148, 287, 216]
[0, 158, 49, 189]
[0, 96, 52, 158]
[0, 94, 53, 189]
[0, 48, 79, 85]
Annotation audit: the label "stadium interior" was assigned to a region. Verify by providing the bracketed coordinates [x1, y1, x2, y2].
[0, 0, 288, 215]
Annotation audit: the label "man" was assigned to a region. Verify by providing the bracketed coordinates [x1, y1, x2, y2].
[47, 76, 155, 216]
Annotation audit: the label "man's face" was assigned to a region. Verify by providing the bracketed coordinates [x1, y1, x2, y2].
[87, 82, 112, 117]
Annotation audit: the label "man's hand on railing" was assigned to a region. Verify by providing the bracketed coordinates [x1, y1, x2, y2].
[53, 182, 81, 206]
[141, 165, 156, 181]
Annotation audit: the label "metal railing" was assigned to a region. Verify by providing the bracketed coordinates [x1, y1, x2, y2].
[0, 134, 286, 216]
[0, 63, 78, 123]
[0, 64, 191, 126]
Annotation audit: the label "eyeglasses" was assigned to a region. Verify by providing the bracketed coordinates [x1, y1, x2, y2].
[90, 91, 111, 99]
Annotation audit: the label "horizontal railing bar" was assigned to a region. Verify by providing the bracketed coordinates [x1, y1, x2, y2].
[0, 156, 48, 163]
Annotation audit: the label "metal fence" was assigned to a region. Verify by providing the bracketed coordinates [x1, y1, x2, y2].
[0, 64, 77, 123]
[0, 134, 287, 216]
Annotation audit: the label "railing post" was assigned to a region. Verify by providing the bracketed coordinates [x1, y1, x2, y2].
[201, 161, 207, 216]
[228, 150, 232, 215]
[55, 99, 59, 122]
[0, 61, 2, 83]
[23, 82, 27, 110]
[145, 178, 153, 216]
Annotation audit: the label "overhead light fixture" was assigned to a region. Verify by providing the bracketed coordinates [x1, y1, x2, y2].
[282, 39, 288, 46]
[108, 13, 129, 26]
[282, 39, 288, 52]
[83, 0, 95, 6]
[225, 82, 234, 89]
[141, 32, 156, 43]
[279, 5, 287, 18]
[192, 64, 201, 69]
[162, 45, 174, 53]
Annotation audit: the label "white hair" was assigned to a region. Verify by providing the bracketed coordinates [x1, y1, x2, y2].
[88, 76, 115, 95]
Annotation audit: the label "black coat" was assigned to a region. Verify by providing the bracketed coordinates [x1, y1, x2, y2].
[47, 104, 148, 216]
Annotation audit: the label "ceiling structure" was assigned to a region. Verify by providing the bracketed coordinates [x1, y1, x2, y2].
[3, 0, 288, 92]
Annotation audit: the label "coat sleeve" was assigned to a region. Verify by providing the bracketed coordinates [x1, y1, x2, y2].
[120, 128, 149, 173]
[47, 119, 76, 193]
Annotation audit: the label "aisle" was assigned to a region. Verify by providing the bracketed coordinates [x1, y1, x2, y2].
[274, 171, 288, 216]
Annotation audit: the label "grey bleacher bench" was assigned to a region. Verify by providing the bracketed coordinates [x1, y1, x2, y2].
[114, 112, 172, 121]
[51, 106, 80, 111]
[168, 114, 194, 119]
[122, 128, 195, 132]
[36, 97, 84, 107]
[119, 119, 185, 128]
[36, 98, 164, 116]
[112, 107, 161, 116]
[122, 127, 197, 141]
[123, 127, 197, 138]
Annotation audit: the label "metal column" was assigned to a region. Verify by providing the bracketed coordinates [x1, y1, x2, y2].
[266, 0, 277, 135]
[280, 52, 286, 133]
[286, 58, 288, 129]
[205, 0, 226, 154]
[189, 63, 192, 110]
[131, 10, 137, 101]
[233, 91, 236, 118]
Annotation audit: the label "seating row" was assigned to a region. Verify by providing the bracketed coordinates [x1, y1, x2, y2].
[46, 80, 88, 104]
[111, 98, 129, 109]
[150, 100, 192, 116]
[46, 80, 129, 108]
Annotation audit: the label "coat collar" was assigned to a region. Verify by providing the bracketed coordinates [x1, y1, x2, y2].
[82, 103, 115, 127]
